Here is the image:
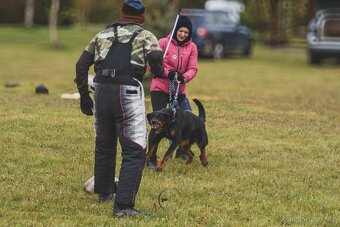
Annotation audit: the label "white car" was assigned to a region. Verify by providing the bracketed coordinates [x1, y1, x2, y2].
[307, 8, 340, 64]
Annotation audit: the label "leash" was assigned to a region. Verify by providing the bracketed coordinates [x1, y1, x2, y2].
[164, 9, 182, 115]
[167, 73, 180, 147]
[158, 188, 182, 212]
[168, 72, 181, 116]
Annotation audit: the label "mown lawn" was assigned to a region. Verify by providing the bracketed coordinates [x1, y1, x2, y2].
[0, 25, 339, 226]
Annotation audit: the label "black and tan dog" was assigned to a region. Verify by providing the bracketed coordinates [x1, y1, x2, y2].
[146, 99, 208, 171]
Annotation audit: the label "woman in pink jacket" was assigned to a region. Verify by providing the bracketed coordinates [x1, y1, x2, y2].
[147, 16, 198, 169]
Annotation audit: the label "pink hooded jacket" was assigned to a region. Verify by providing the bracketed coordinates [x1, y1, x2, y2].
[150, 34, 198, 94]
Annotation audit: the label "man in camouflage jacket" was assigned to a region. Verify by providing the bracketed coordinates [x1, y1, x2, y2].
[75, 0, 164, 217]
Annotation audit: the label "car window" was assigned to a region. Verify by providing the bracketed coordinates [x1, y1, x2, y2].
[205, 12, 235, 26]
[187, 15, 203, 26]
[183, 9, 236, 26]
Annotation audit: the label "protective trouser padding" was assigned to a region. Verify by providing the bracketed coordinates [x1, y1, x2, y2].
[93, 83, 146, 207]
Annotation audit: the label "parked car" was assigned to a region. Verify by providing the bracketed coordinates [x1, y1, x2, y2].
[307, 8, 340, 64]
[181, 8, 252, 59]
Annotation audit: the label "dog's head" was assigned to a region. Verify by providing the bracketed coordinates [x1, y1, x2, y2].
[146, 109, 175, 134]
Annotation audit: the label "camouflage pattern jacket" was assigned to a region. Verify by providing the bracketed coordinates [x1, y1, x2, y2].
[76, 19, 164, 94]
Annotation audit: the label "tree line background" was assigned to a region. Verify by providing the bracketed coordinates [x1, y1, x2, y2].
[0, 0, 325, 46]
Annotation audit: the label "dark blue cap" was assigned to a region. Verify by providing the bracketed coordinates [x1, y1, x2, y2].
[122, 0, 145, 15]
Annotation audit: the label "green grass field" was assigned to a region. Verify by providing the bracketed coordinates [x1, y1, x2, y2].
[0, 25, 339, 226]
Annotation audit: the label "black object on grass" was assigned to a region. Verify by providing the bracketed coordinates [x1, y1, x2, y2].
[35, 84, 49, 94]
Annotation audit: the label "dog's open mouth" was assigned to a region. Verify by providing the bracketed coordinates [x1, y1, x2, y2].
[150, 120, 160, 129]
[150, 119, 163, 131]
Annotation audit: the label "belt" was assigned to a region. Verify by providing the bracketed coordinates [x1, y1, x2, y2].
[93, 74, 139, 86]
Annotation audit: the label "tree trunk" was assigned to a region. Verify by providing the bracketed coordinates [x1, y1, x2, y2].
[291, 1, 300, 36]
[269, 0, 280, 45]
[75, 0, 91, 27]
[24, 0, 34, 28]
[255, 0, 266, 36]
[307, 0, 318, 21]
[49, 0, 60, 47]
[268, 0, 288, 46]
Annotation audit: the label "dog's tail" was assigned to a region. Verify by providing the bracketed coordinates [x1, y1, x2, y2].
[193, 99, 205, 122]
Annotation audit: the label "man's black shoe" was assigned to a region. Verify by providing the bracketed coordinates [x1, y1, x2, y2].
[98, 193, 114, 204]
[113, 204, 149, 217]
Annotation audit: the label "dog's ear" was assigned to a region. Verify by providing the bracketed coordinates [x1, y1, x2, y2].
[146, 113, 153, 122]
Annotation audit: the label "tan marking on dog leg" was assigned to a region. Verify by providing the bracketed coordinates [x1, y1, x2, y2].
[179, 140, 194, 164]
[185, 149, 194, 164]
[146, 143, 159, 161]
[199, 148, 208, 166]
[156, 155, 171, 171]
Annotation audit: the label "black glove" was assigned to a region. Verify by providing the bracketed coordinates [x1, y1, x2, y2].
[168, 70, 177, 80]
[177, 74, 185, 84]
[80, 92, 93, 116]
[147, 50, 165, 78]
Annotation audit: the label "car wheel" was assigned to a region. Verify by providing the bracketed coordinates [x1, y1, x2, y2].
[310, 53, 321, 65]
[213, 43, 224, 59]
[242, 41, 252, 57]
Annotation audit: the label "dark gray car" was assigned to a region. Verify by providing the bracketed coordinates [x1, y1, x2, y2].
[181, 8, 252, 59]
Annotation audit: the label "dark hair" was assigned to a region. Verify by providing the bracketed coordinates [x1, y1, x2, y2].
[172, 16, 193, 45]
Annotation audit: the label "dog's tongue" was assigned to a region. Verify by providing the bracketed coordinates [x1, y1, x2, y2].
[150, 121, 159, 129]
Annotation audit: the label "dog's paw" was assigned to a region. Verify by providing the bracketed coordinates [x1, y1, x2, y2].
[185, 156, 194, 165]
[199, 154, 209, 166]
[156, 163, 165, 172]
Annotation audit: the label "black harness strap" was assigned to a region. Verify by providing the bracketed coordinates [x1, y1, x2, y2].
[94, 27, 142, 86]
